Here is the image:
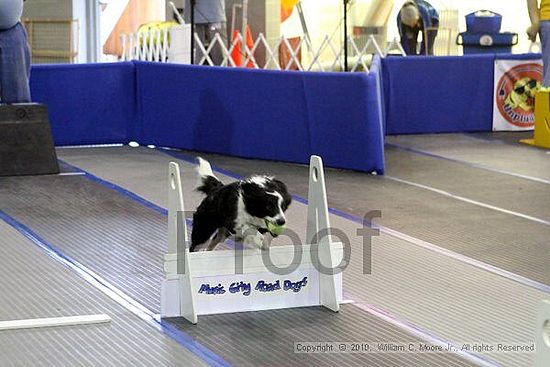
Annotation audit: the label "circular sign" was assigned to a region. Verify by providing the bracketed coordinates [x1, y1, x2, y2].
[480, 35, 494, 46]
[496, 63, 543, 128]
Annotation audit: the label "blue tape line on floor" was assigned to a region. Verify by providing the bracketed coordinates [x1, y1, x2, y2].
[157, 149, 503, 367]
[158, 149, 550, 294]
[58, 160, 168, 216]
[52, 149, 540, 366]
[386, 142, 550, 186]
[57, 149, 505, 366]
[0, 211, 230, 367]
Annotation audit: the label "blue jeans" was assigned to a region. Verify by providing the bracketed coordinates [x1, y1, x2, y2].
[0, 22, 31, 103]
[540, 21, 550, 86]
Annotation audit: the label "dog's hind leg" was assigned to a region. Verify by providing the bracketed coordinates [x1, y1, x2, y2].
[206, 228, 230, 251]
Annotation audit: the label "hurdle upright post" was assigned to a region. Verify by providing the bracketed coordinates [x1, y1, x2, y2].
[536, 300, 550, 367]
[168, 162, 186, 256]
[306, 155, 340, 312]
[162, 162, 197, 323]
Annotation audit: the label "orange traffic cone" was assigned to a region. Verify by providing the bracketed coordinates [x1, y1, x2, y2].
[231, 29, 242, 67]
[230, 26, 254, 68]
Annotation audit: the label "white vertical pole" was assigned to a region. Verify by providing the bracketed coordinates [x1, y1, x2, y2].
[168, 162, 186, 255]
[161, 163, 186, 318]
[306, 156, 339, 312]
[163, 162, 197, 323]
[241, 0, 249, 62]
[536, 300, 550, 367]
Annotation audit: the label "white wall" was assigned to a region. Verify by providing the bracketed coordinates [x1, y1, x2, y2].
[388, 0, 534, 53]
[23, 0, 90, 62]
[72, 0, 88, 63]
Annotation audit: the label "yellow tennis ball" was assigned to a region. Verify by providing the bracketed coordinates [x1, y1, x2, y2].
[266, 221, 285, 236]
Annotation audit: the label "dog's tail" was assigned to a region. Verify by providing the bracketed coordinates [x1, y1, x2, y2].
[196, 157, 223, 195]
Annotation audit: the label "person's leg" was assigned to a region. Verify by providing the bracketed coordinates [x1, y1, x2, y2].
[424, 28, 438, 56]
[406, 28, 420, 55]
[194, 23, 207, 64]
[206, 22, 227, 66]
[421, 21, 439, 56]
[0, 23, 31, 103]
[539, 21, 550, 86]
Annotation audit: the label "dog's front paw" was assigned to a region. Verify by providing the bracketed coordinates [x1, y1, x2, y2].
[243, 231, 264, 249]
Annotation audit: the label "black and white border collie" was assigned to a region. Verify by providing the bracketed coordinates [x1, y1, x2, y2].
[190, 158, 292, 252]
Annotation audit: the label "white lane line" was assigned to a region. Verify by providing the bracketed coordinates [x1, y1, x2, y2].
[386, 175, 550, 227]
[0, 314, 111, 331]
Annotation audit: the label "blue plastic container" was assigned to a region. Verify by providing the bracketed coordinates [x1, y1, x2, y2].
[457, 32, 518, 54]
[465, 10, 502, 34]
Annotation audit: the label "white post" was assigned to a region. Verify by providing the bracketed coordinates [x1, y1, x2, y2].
[168, 162, 185, 255]
[306, 156, 340, 312]
[161, 163, 197, 323]
[168, 25, 192, 64]
[536, 300, 550, 367]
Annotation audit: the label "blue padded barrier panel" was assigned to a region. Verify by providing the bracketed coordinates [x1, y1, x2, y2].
[495, 53, 542, 61]
[370, 55, 387, 135]
[382, 55, 496, 135]
[30, 63, 136, 146]
[134, 62, 385, 173]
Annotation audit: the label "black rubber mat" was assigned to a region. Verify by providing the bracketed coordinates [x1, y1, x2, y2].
[0, 174, 167, 312]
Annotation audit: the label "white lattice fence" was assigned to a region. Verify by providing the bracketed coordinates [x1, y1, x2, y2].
[121, 27, 406, 71]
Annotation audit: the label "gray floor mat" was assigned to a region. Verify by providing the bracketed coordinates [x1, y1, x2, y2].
[0, 221, 208, 367]
[0, 166, 477, 366]
[386, 133, 550, 182]
[385, 146, 550, 223]
[53, 146, 548, 367]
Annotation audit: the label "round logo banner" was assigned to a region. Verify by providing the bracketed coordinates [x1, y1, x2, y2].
[493, 61, 543, 131]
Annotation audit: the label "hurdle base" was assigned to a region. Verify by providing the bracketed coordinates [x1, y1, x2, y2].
[162, 242, 343, 324]
[161, 273, 197, 324]
[161, 277, 182, 318]
[161, 156, 343, 325]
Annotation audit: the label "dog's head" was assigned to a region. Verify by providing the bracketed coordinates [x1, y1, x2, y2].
[241, 176, 292, 226]
[505, 77, 541, 112]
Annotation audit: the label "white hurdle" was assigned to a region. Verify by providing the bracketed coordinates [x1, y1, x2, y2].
[161, 156, 343, 324]
[536, 300, 550, 367]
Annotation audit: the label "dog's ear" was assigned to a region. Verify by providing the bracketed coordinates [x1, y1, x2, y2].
[270, 179, 292, 209]
[241, 182, 265, 200]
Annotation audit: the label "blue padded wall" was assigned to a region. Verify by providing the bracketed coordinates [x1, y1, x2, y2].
[134, 62, 385, 173]
[382, 55, 496, 134]
[30, 63, 136, 146]
[29, 61, 385, 172]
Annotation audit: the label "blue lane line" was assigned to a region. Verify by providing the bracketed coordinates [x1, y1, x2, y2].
[59, 159, 232, 248]
[54, 149, 541, 366]
[59, 160, 168, 216]
[59, 148, 508, 366]
[0, 179, 231, 367]
[159, 149, 502, 366]
[158, 149, 310, 205]
[386, 142, 550, 185]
